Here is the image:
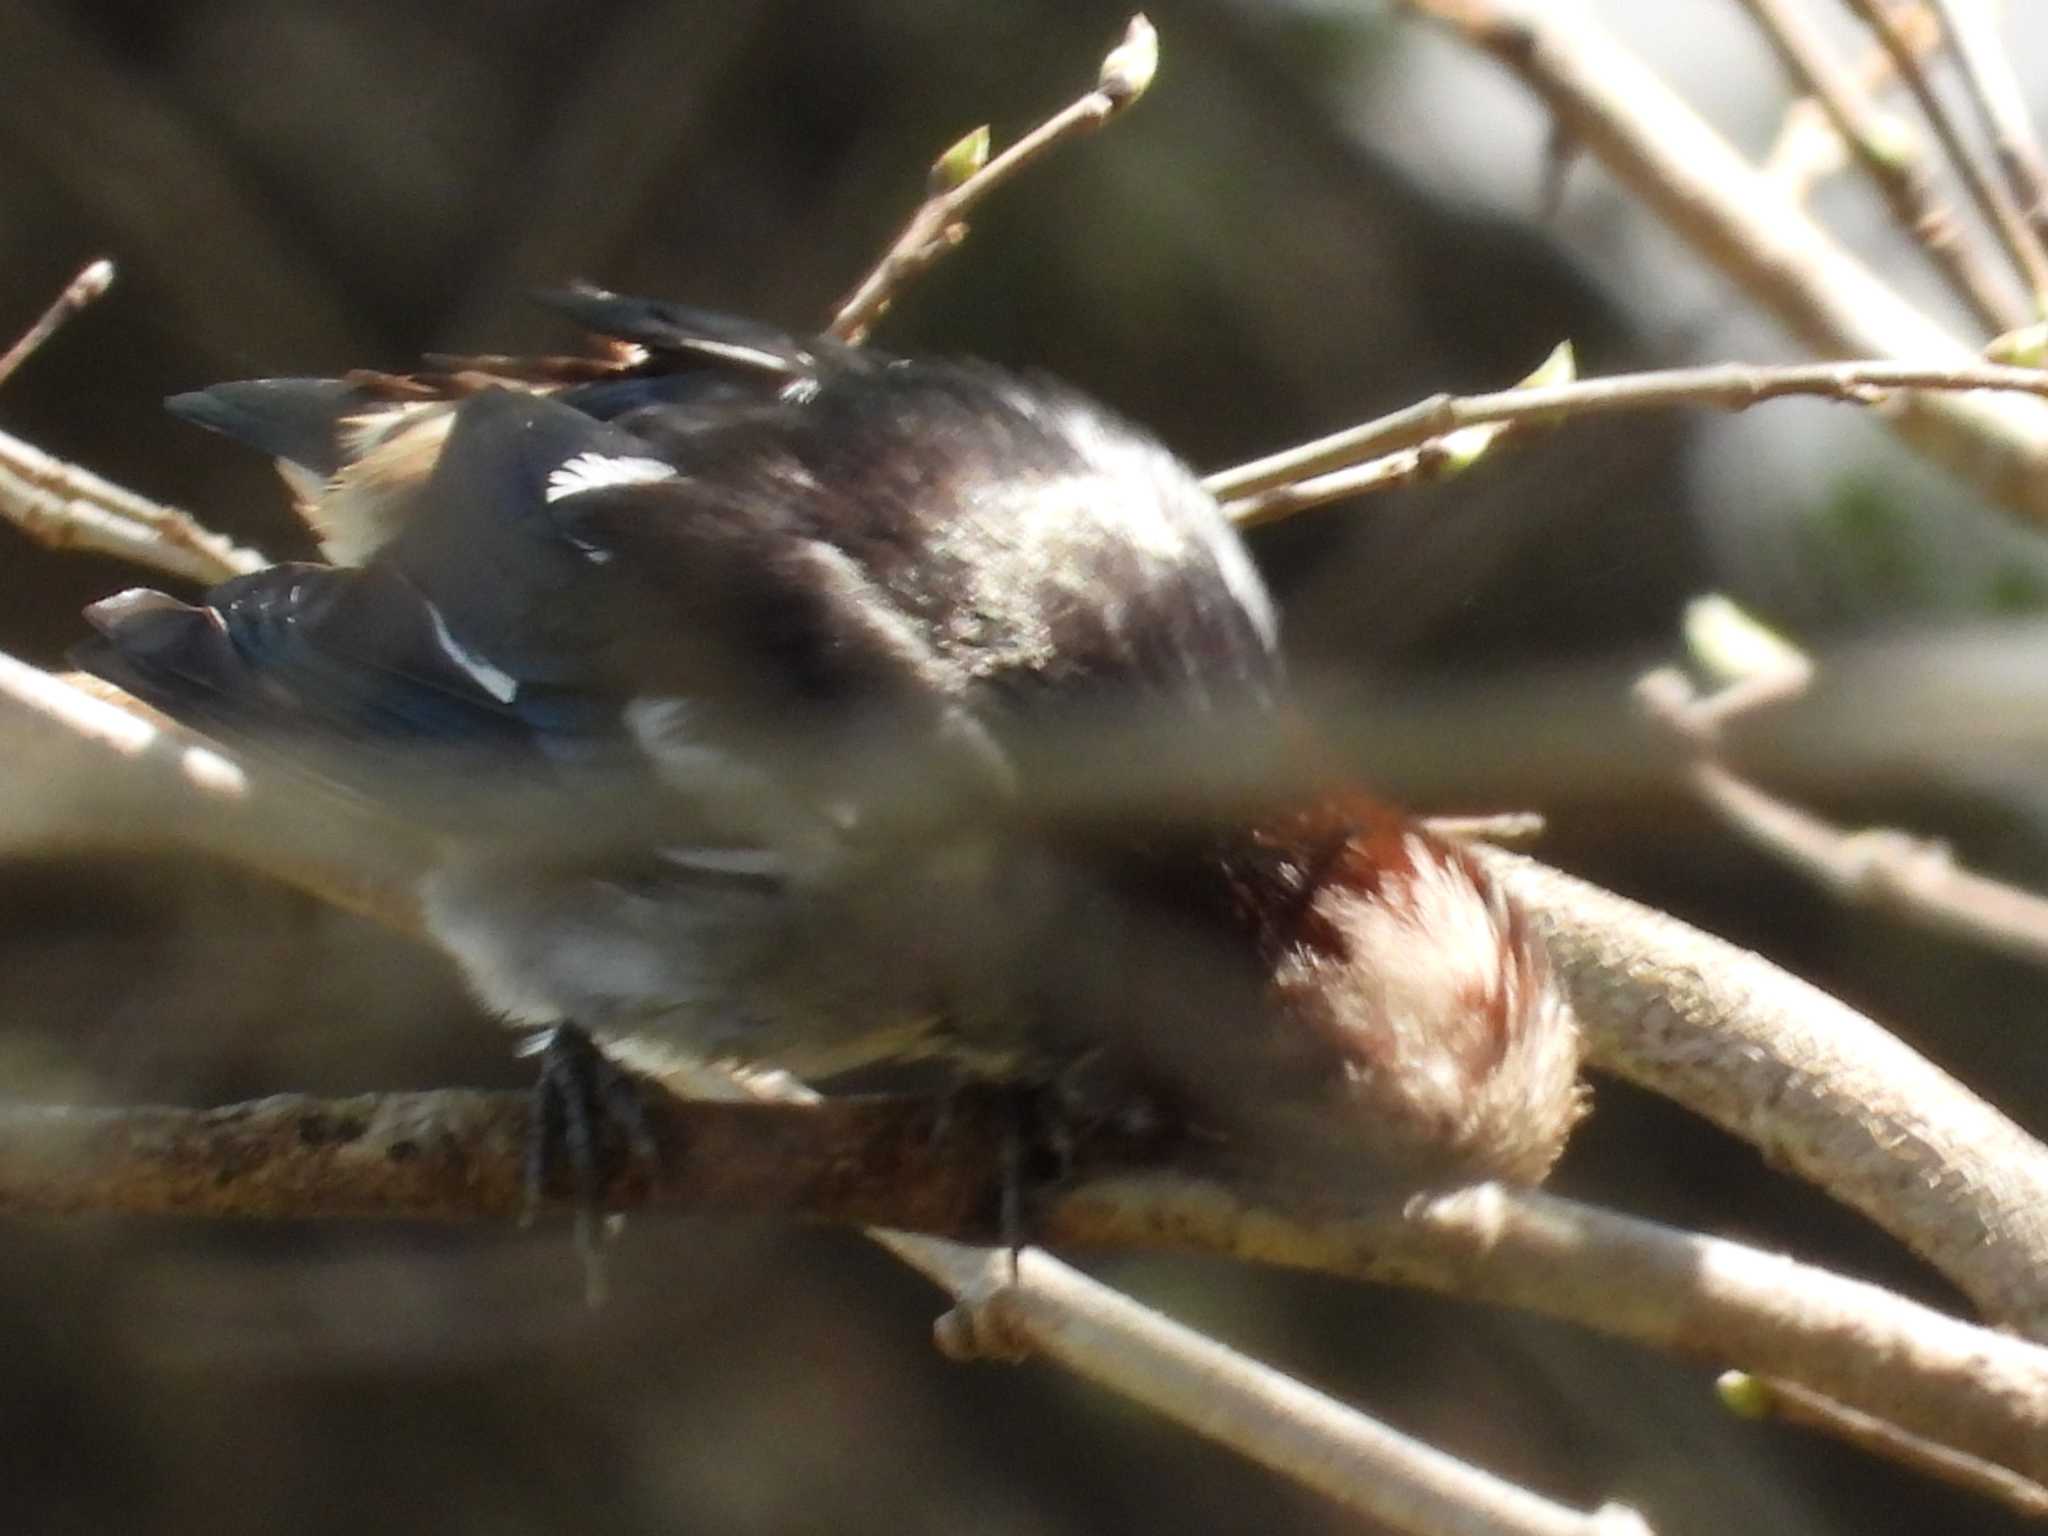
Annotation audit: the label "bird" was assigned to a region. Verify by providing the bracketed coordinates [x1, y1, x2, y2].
[76, 288, 1583, 1226]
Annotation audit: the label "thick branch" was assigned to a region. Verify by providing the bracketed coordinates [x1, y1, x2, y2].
[1474, 845, 2048, 1339]
[3, 1089, 2046, 1485]
[0, 1089, 999, 1231]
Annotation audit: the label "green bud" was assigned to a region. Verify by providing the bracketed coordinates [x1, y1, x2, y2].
[1684, 594, 1811, 687]
[1715, 1371, 1775, 1420]
[1099, 15, 1158, 107]
[929, 126, 992, 194]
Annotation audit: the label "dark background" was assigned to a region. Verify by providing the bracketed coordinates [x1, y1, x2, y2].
[1, 3, 2043, 1532]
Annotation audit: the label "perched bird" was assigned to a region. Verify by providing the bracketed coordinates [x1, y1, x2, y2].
[77, 290, 1582, 1212]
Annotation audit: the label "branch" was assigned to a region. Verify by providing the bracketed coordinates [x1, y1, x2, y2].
[0, 256, 113, 389]
[1719, 1371, 2048, 1520]
[1473, 843, 2048, 1339]
[1931, 0, 2048, 254]
[1734, 0, 2016, 330]
[1208, 356, 2048, 526]
[1636, 659, 2048, 969]
[0, 425, 266, 583]
[932, 1245, 1651, 1536]
[1840, 0, 2048, 308]
[1059, 1175, 2048, 1487]
[0, 649, 425, 933]
[3, 1089, 2046, 1487]
[825, 15, 1156, 342]
[0, 262, 268, 583]
[1397, 0, 2048, 525]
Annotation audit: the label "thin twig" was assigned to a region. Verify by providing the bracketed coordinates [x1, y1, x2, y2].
[1930, 0, 2048, 255]
[1208, 357, 2048, 524]
[0, 650, 425, 933]
[1222, 434, 1489, 527]
[0, 257, 114, 390]
[1064, 1176, 2048, 1486]
[1840, 0, 2048, 309]
[1758, 5, 1932, 200]
[1396, 0, 2048, 524]
[0, 261, 266, 583]
[1637, 664, 2048, 969]
[826, 15, 1156, 342]
[1720, 1372, 2048, 1519]
[933, 1246, 1652, 1536]
[1735, 0, 2016, 331]
[0, 425, 266, 583]
[1421, 810, 1547, 845]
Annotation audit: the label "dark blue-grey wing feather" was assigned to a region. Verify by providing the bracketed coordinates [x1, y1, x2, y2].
[165, 378, 369, 477]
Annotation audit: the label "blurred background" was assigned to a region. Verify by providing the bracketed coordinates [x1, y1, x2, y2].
[3, 1, 2047, 1531]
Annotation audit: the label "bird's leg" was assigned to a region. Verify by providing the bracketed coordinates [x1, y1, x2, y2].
[517, 1022, 661, 1304]
[988, 1059, 1188, 1267]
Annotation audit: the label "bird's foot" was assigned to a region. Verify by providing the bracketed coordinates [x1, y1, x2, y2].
[518, 1022, 661, 1305]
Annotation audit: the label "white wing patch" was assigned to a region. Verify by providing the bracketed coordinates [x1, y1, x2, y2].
[544, 452, 678, 503]
[425, 602, 519, 704]
[657, 846, 788, 881]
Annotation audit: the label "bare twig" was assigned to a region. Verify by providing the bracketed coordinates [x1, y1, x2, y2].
[1221, 435, 1485, 526]
[1422, 810, 1548, 845]
[0, 650, 425, 932]
[933, 1245, 1652, 1536]
[1736, 0, 2016, 331]
[1397, 0, 2048, 524]
[0, 1088, 998, 1229]
[0, 260, 266, 583]
[0, 426, 266, 583]
[1064, 1176, 2048, 1485]
[1637, 662, 2048, 969]
[1931, 0, 2048, 254]
[826, 15, 1156, 342]
[0, 647, 247, 804]
[0, 257, 114, 390]
[1719, 1371, 2048, 1519]
[1209, 357, 2048, 525]
[1758, 5, 1933, 199]
[1841, 0, 2048, 308]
